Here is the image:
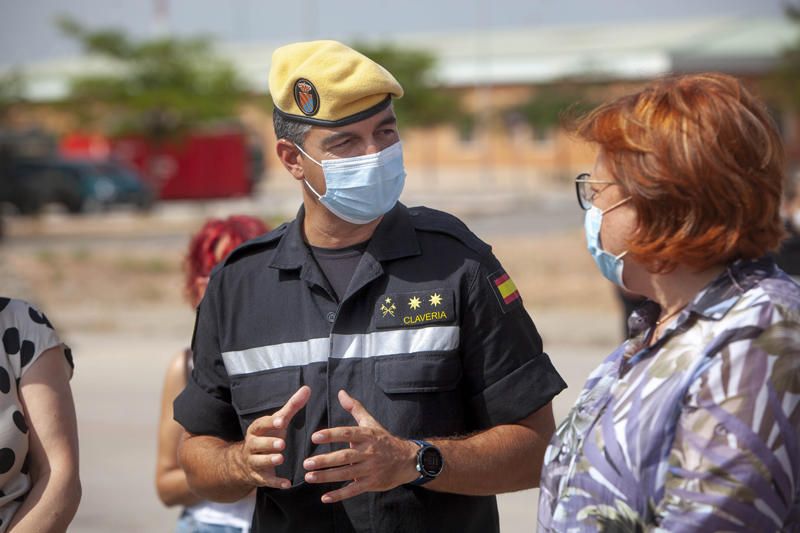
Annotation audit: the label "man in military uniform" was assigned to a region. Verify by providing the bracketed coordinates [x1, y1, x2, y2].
[175, 40, 566, 533]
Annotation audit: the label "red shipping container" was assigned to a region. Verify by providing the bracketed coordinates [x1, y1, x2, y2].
[61, 128, 253, 200]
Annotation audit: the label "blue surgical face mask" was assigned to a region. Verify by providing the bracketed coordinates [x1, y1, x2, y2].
[295, 141, 406, 225]
[584, 198, 631, 289]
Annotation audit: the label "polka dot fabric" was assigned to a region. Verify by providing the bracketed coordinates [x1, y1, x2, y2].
[0, 299, 69, 531]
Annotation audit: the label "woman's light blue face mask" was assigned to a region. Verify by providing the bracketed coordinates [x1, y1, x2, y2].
[295, 141, 406, 225]
[584, 196, 632, 289]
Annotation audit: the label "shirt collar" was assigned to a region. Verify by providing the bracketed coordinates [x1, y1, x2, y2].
[626, 256, 777, 338]
[688, 255, 776, 320]
[269, 205, 309, 270]
[364, 202, 421, 262]
[269, 202, 421, 270]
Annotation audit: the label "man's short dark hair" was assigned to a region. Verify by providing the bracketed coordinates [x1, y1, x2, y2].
[273, 111, 311, 147]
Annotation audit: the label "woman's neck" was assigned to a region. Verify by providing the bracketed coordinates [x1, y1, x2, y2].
[643, 264, 726, 317]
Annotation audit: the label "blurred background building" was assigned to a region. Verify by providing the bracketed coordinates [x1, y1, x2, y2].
[1, 1, 799, 208]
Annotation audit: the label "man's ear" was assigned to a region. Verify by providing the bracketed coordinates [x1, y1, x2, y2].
[276, 139, 305, 181]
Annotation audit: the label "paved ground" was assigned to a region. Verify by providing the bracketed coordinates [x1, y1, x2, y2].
[0, 175, 621, 532]
[69, 330, 611, 533]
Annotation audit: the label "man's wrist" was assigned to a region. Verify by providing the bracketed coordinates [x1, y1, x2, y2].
[407, 439, 444, 486]
[400, 438, 421, 485]
[229, 441, 254, 486]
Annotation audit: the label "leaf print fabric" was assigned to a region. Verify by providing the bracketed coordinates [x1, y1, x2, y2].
[538, 257, 800, 532]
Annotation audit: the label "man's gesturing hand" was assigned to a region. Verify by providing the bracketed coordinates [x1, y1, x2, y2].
[303, 389, 420, 503]
[236, 385, 311, 490]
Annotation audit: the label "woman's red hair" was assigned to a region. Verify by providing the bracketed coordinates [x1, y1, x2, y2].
[571, 72, 785, 272]
[184, 215, 269, 305]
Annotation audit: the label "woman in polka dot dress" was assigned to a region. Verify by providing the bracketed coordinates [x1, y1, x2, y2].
[0, 298, 80, 532]
[156, 216, 268, 533]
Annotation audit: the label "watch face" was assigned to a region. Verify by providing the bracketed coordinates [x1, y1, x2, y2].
[420, 447, 443, 476]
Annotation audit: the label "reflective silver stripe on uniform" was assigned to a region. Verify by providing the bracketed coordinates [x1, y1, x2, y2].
[331, 325, 459, 360]
[221, 337, 330, 376]
[221, 325, 460, 376]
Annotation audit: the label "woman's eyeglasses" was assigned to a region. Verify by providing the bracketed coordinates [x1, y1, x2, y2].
[575, 173, 616, 210]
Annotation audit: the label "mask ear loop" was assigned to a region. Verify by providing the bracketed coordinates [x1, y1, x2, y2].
[596, 197, 633, 265]
[598, 196, 632, 260]
[293, 143, 325, 200]
[294, 143, 322, 166]
[601, 196, 632, 215]
[303, 180, 323, 200]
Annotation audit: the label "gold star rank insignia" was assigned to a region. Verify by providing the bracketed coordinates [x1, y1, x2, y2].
[375, 289, 455, 329]
[380, 298, 396, 317]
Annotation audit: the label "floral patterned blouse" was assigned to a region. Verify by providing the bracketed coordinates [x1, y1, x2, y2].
[538, 257, 800, 532]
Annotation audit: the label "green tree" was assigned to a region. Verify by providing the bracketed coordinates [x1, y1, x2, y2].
[767, 3, 800, 111]
[0, 70, 25, 124]
[513, 84, 596, 135]
[56, 16, 249, 139]
[354, 43, 464, 128]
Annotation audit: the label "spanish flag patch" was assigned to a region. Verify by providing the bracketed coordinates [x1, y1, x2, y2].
[488, 268, 521, 312]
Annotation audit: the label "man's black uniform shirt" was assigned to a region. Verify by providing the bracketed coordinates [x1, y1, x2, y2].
[174, 203, 566, 533]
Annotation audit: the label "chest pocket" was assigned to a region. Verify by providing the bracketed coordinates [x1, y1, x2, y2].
[230, 367, 302, 420]
[230, 367, 307, 485]
[372, 352, 465, 438]
[374, 353, 462, 394]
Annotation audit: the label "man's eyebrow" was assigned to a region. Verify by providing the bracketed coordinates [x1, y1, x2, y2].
[376, 116, 397, 129]
[321, 132, 357, 150]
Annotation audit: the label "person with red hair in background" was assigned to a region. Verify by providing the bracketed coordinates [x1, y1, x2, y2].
[538, 73, 800, 531]
[156, 216, 268, 533]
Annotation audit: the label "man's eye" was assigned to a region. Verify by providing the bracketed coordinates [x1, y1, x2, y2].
[332, 139, 351, 149]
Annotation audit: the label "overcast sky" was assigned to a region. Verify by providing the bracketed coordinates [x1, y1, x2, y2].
[0, 0, 790, 67]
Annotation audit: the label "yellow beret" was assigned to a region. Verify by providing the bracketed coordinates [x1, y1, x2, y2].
[269, 40, 404, 127]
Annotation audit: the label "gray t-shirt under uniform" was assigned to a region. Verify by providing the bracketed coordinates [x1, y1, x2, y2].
[308, 241, 369, 303]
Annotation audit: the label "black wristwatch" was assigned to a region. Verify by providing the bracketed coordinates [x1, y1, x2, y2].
[409, 439, 444, 486]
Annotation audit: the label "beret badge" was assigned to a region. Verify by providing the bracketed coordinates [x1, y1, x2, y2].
[293, 78, 320, 116]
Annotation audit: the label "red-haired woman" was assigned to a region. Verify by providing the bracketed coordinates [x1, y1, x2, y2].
[156, 216, 268, 533]
[538, 74, 800, 531]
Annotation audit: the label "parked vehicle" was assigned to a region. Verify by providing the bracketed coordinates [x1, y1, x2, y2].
[94, 161, 155, 211]
[6, 159, 116, 213]
[62, 126, 260, 200]
[0, 158, 153, 214]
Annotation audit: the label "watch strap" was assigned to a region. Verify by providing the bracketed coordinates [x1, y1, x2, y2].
[409, 439, 438, 486]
